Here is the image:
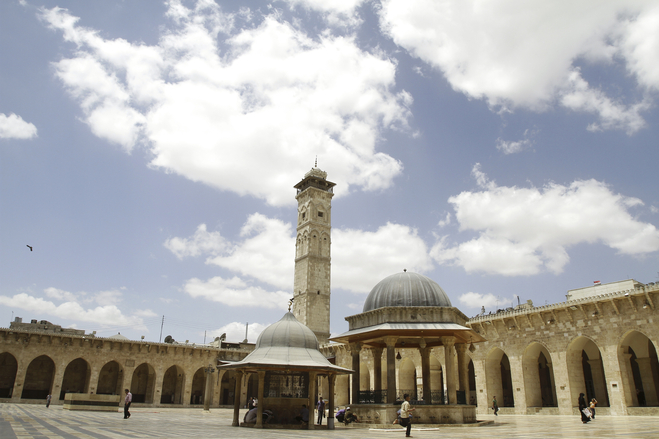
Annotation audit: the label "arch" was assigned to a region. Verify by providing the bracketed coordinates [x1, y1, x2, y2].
[22, 355, 55, 399]
[619, 330, 659, 407]
[131, 363, 156, 404]
[468, 359, 477, 405]
[0, 352, 18, 398]
[190, 367, 205, 405]
[523, 342, 557, 407]
[161, 365, 185, 404]
[566, 336, 609, 408]
[60, 358, 91, 400]
[485, 347, 514, 408]
[398, 357, 416, 400]
[359, 363, 370, 391]
[429, 354, 444, 404]
[97, 360, 123, 395]
[220, 370, 239, 405]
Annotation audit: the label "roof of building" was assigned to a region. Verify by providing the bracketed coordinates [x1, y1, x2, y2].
[219, 312, 351, 373]
[363, 271, 452, 313]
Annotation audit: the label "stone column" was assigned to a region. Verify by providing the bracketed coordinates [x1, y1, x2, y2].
[256, 371, 265, 428]
[203, 366, 214, 411]
[349, 342, 361, 405]
[371, 347, 383, 394]
[635, 357, 658, 406]
[602, 347, 629, 415]
[232, 371, 243, 427]
[418, 343, 431, 403]
[455, 343, 469, 394]
[10, 354, 30, 401]
[508, 355, 527, 414]
[473, 359, 489, 415]
[550, 353, 572, 415]
[442, 337, 456, 404]
[51, 365, 66, 402]
[588, 359, 608, 407]
[308, 371, 317, 429]
[384, 336, 397, 404]
[87, 365, 99, 394]
[328, 374, 336, 430]
[153, 368, 165, 407]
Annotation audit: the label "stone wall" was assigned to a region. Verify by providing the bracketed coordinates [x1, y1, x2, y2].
[0, 330, 252, 407]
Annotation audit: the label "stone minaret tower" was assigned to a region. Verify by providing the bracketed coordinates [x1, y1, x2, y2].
[292, 164, 335, 344]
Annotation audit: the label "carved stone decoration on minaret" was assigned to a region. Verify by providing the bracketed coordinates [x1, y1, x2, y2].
[292, 164, 335, 344]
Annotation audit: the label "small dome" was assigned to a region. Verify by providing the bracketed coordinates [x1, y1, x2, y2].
[255, 312, 319, 350]
[363, 271, 452, 313]
[108, 332, 129, 340]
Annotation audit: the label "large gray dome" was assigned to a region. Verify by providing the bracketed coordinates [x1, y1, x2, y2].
[363, 271, 452, 313]
[255, 312, 319, 350]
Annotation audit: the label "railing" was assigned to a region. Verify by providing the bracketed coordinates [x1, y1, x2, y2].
[358, 390, 387, 404]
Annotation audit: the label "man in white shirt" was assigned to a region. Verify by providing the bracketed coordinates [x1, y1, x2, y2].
[124, 389, 132, 419]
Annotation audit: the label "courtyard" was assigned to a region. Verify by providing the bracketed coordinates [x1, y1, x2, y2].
[1, 404, 657, 439]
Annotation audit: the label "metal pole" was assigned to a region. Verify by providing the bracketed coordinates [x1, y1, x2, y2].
[159, 315, 164, 343]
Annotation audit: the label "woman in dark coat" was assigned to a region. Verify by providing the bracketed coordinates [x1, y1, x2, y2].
[578, 393, 590, 423]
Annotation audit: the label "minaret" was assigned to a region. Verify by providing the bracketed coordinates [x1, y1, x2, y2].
[292, 162, 335, 344]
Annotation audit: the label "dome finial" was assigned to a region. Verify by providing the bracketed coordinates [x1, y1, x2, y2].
[315, 155, 317, 168]
[404, 268, 407, 272]
[288, 297, 294, 312]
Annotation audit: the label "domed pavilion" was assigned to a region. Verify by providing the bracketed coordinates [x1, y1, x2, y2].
[330, 270, 485, 424]
[219, 309, 352, 429]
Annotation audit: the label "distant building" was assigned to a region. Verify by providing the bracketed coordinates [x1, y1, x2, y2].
[9, 317, 86, 336]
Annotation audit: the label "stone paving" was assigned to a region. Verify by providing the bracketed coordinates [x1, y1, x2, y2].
[1, 404, 658, 439]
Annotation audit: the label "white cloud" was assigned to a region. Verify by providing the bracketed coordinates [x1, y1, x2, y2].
[379, 0, 657, 134]
[0, 113, 37, 139]
[44, 287, 77, 302]
[458, 292, 499, 310]
[168, 215, 434, 297]
[432, 164, 659, 276]
[280, 0, 366, 27]
[437, 212, 451, 227]
[41, 2, 410, 206]
[183, 275, 291, 309]
[333, 222, 434, 293]
[164, 224, 228, 259]
[496, 129, 536, 154]
[207, 214, 295, 289]
[0, 292, 139, 327]
[209, 321, 268, 343]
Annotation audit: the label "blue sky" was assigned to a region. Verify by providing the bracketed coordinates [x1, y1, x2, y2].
[1, 0, 658, 344]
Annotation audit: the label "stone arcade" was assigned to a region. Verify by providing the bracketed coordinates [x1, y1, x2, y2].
[1, 166, 658, 422]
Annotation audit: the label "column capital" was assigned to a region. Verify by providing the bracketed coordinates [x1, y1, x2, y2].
[383, 336, 398, 347]
[455, 343, 467, 354]
[440, 336, 456, 348]
[371, 346, 383, 356]
[348, 342, 362, 353]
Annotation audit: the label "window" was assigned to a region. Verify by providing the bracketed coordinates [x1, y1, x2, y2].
[318, 211, 324, 217]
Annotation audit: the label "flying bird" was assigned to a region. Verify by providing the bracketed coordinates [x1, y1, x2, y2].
[26, 245, 33, 251]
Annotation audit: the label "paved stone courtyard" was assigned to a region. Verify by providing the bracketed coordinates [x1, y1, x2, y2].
[1, 404, 658, 439]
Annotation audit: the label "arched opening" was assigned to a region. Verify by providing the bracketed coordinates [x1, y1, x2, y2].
[97, 361, 123, 395]
[360, 363, 370, 390]
[523, 342, 557, 408]
[131, 363, 156, 404]
[60, 358, 91, 400]
[0, 353, 18, 398]
[429, 355, 444, 404]
[468, 359, 477, 406]
[620, 331, 659, 407]
[22, 355, 55, 399]
[161, 365, 185, 404]
[220, 370, 238, 405]
[398, 357, 416, 401]
[485, 348, 514, 408]
[190, 367, 205, 405]
[566, 337, 609, 408]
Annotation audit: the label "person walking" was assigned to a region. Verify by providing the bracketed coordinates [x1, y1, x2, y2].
[590, 398, 597, 420]
[316, 396, 326, 425]
[492, 396, 499, 416]
[46, 394, 51, 408]
[124, 389, 132, 419]
[400, 393, 415, 437]
[578, 393, 590, 423]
